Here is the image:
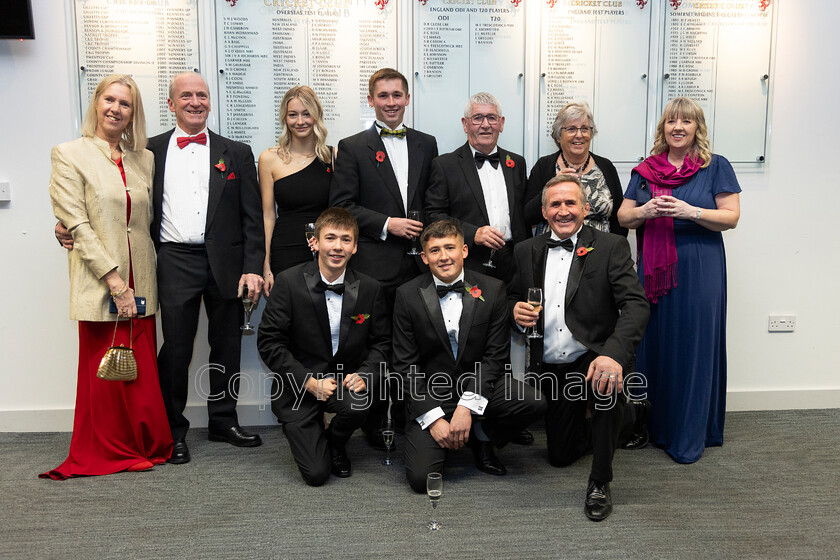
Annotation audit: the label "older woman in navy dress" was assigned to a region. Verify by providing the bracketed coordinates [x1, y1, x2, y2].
[618, 97, 741, 464]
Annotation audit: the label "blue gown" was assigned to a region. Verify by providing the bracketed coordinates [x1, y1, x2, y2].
[625, 154, 741, 463]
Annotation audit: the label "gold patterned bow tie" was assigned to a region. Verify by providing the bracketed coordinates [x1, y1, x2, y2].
[380, 127, 407, 139]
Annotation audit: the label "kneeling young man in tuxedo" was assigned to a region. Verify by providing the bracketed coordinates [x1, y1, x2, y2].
[509, 175, 650, 521]
[258, 208, 390, 486]
[392, 220, 546, 493]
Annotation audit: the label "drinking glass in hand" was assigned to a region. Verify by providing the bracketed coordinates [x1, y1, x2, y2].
[304, 222, 317, 260]
[407, 210, 422, 256]
[382, 418, 395, 466]
[526, 287, 543, 339]
[241, 288, 256, 335]
[483, 225, 507, 268]
[427, 472, 443, 530]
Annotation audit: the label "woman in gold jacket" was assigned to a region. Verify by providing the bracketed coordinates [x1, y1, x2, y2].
[42, 75, 172, 479]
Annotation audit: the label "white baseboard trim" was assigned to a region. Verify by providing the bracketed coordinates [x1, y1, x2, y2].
[2, 391, 839, 432]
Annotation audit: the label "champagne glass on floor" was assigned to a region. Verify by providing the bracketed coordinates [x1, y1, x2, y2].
[304, 222, 316, 259]
[483, 225, 506, 268]
[382, 418, 395, 466]
[427, 472, 442, 530]
[527, 287, 543, 339]
[241, 287, 256, 335]
[407, 210, 422, 256]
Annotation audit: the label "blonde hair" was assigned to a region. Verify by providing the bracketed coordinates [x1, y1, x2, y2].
[652, 97, 712, 168]
[275, 86, 331, 165]
[80, 74, 147, 152]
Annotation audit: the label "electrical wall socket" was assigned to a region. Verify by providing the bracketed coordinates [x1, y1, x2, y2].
[0, 182, 9, 202]
[768, 315, 796, 332]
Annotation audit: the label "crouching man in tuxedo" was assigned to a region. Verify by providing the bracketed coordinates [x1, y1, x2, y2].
[392, 220, 546, 493]
[509, 175, 650, 521]
[258, 208, 390, 485]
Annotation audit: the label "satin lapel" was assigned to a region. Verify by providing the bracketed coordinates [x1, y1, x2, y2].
[531, 234, 549, 334]
[366, 127, 405, 215]
[206, 131, 229, 229]
[304, 266, 332, 353]
[457, 143, 490, 223]
[500, 148, 517, 221]
[337, 269, 360, 354]
[151, 131, 172, 236]
[420, 279, 455, 360]
[456, 273, 479, 367]
[565, 226, 594, 307]
[406, 129, 423, 210]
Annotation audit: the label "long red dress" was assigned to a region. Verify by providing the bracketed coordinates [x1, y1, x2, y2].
[40, 159, 172, 480]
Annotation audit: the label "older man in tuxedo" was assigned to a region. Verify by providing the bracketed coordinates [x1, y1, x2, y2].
[330, 67, 439, 444]
[424, 92, 529, 284]
[509, 174, 650, 521]
[393, 220, 546, 493]
[55, 72, 265, 464]
[258, 208, 390, 485]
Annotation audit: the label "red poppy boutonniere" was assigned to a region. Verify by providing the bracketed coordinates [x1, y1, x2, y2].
[576, 246, 594, 258]
[505, 154, 515, 168]
[465, 284, 485, 301]
[375, 151, 386, 167]
[351, 313, 370, 325]
[215, 158, 226, 173]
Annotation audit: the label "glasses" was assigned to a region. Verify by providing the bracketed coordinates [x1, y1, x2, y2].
[469, 113, 500, 126]
[561, 126, 592, 136]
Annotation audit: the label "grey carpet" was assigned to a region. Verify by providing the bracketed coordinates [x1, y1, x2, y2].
[1, 409, 839, 559]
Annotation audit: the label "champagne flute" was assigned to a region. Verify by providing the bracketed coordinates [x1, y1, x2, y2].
[483, 224, 507, 268]
[427, 472, 443, 530]
[526, 287, 543, 339]
[406, 210, 422, 256]
[382, 418, 395, 466]
[304, 222, 317, 260]
[241, 287, 256, 335]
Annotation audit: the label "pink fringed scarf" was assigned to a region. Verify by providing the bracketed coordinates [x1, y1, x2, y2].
[633, 152, 702, 303]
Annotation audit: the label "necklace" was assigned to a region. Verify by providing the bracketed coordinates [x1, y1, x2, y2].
[560, 151, 591, 175]
[290, 152, 316, 165]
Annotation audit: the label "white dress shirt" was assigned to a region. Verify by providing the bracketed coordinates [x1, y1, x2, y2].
[543, 230, 588, 364]
[160, 126, 211, 244]
[320, 270, 346, 357]
[469, 144, 511, 241]
[376, 120, 409, 240]
[415, 271, 490, 430]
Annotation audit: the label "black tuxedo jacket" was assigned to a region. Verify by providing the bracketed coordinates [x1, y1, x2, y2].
[330, 125, 438, 283]
[392, 270, 510, 418]
[257, 260, 390, 412]
[148, 129, 264, 298]
[509, 227, 649, 373]
[425, 142, 529, 266]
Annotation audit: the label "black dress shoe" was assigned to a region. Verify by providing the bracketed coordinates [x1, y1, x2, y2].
[621, 399, 651, 450]
[512, 429, 535, 446]
[167, 440, 190, 464]
[469, 439, 507, 476]
[330, 451, 352, 478]
[208, 426, 263, 447]
[363, 428, 392, 452]
[584, 479, 612, 521]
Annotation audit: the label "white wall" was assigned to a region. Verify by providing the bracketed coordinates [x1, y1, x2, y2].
[1, 1, 838, 431]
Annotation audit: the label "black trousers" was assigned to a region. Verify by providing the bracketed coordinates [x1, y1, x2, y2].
[157, 243, 243, 440]
[272, 374, 369, 486]
[536, 353, 634, 483]
[404, 377, 547, 493]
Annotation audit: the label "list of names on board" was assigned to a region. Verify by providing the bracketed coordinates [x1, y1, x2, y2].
[215, 0, 397, 153]
[75, 0, 200, 136]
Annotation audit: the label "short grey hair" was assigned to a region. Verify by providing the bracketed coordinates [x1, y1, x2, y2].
[168, 71, 208, 101]
[541, 173, 586, 207]
[464, 92, 502, 119]
[551, 101, 597, 145]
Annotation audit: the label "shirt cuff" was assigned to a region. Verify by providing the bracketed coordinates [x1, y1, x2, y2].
[458, 392, 488, 415]
[416, 407, 445, 430]
[380, 218, 389, 241]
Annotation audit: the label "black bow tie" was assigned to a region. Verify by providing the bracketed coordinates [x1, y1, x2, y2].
[546, 238, 574, 252]
[315, 280, 345, 295]
[474, 152, 500, 169]
[436, 280, 464, 299]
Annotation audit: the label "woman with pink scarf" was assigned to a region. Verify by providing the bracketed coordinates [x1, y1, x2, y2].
[617, 97, 741, 464]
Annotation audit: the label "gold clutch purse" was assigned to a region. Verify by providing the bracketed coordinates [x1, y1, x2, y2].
[97, 318, 137, 381]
